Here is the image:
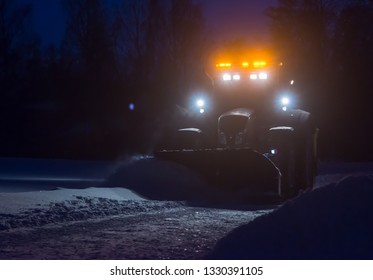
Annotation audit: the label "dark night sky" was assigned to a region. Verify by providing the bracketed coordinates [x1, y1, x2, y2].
[23, 0, 276, 46]
[200, 0, 276, 42]
[30, 0, 66, 45]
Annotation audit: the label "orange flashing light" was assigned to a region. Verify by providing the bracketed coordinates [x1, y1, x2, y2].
[253, 61, 267, 68]
[241, 61, 249, 68]
[216, 62, 232, 68]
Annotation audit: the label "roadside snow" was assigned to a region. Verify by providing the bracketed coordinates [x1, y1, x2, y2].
[0, 187, 144, 214]
[0, 187, 187, 231]
[106, 156, 210, 201]
[0, 157, 372, 259]
[209, 174, 373, 259]
[0, 156, 273, 259]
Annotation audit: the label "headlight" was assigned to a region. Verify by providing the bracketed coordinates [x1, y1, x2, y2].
[233, 74, 241, 80]
[196, 99, 205, 107]
[250, 73, 258, 80]
[222, 73, 231, 81]
[259, 72, 268, 80]
[281, 97, 290, 106]
[280, 96, 291, 111]
[193, 97, 207, 114]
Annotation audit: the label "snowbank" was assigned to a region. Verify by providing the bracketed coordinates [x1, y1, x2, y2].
[0, 187, 184, 231]
[1, 156, 373, 259]
[209, 174, 373, 259]
[106, 156, 278, 205]
[0, 187, 144, 214]
[106, 156, 211, 201]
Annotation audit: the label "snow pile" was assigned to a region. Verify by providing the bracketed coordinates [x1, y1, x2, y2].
[0, 187, 143, 214]
[209, 174, 373, 259]
[0, 187, 181, 231]
[1, 157, 372, 259]
[106, 156, 278, 206]
[0, 157, 114, 192]
[316, 162, 373, 188]
[0, 155, 252, 233]
[106, 156, 211, 201]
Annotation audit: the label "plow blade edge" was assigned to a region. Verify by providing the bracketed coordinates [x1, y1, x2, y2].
[155, 148, 281, 196]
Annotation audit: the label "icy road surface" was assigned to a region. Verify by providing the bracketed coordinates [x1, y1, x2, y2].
[0, 156, 274, 259]
[0, 203, 268, 259]
[0, 157, 372, 259]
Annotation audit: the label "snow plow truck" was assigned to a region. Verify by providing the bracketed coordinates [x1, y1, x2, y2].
[154, 47, 318, 200]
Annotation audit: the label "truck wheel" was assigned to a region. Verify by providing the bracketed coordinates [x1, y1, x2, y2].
[267, 127, 297, 198]
[267, 117, 318, 199]
[294, 117, 318, 192]
[278, 134, 297, 198]
[284, 110, 318, 198]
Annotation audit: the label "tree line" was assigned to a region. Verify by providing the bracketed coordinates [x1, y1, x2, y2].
[0, 0, 372, 160]
[0, 0, 207, 159]
[267, 0, 373, 160]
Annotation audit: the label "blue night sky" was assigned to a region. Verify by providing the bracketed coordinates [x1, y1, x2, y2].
[200, 0, 277, 42]
[25, 0, 277, 46]
[30, 0, 66, 46]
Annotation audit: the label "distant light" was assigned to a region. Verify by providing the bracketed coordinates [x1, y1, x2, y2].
[271, 149, 278, 155]
[290, 80, 294, 85]
[242, 61, 249, 68]
[282, 106, 287, 111]
[129, 103, 135, 110]
[196, 99, 205, 107]
[281, 97, 290, 105]
[199, 108, 205, 114]
[233, 74, 240, 80]
[259, 72, 268, 80]
[250, 73, 258, 80]
[223, 73, 232, 81]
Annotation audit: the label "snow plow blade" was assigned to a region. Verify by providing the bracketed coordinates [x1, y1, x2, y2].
[154, 148, 281, 197]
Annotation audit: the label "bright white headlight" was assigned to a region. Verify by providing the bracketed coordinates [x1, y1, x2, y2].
[223, 73, 231, 81]
[259, 72, 268, 80]
[271, 149, 278, 155]
[233, 74, 240, 80]
[196, 99, 205, 107]
[250, 73, 258, 80]
[281, 97, 290, 106]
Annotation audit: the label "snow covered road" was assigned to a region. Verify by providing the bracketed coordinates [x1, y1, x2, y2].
[0, 201, 269, 259]
[0, 156, 275, 259]
[0, 156, 372, 259]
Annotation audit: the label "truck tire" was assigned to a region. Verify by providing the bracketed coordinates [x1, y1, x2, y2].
[268, 111, 318, 199]
[294, 114, 318, 192]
